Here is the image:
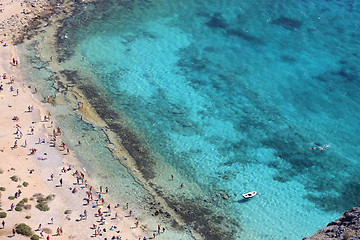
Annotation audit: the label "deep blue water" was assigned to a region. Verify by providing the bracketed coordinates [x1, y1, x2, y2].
[22, 0, 360, 239]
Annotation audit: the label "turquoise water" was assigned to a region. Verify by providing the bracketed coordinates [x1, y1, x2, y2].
[23, 0, 360, 239]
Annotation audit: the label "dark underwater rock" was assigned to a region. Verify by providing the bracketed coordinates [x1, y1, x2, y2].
[226, 29, 265, 45]
[303, 206, 360, 240]
[206, 13, 228, 29]
[272, 17, 302, 30]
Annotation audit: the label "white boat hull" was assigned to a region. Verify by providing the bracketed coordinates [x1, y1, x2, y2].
[242, 191, 257, 199]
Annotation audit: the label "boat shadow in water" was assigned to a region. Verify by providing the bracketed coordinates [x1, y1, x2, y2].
[237, 198, 252, 204]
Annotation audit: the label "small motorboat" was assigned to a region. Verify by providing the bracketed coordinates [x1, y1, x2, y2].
[242, 191, 257, 199]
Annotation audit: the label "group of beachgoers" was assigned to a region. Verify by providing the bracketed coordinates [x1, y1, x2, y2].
[0, 52, 165, 239]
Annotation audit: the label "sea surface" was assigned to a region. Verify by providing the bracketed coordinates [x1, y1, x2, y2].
[20, 0, 360, 239]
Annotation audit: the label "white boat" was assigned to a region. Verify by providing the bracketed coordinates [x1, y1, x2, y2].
[242, 191, 257, 199]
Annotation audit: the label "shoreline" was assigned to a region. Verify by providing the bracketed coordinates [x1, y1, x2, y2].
[0, 1, 155, 239]
[19, 9, 198, 239]
[1, 0, 207, 239]
[18, 1, 242, 239]
[2, 0, 243, 239]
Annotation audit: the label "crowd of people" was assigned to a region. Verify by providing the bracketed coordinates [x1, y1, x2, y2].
[0, 51, 166, 239]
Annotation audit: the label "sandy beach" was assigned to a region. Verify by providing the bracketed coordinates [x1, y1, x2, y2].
[0, 1, 154, 239]
[1, 0, 358, 239]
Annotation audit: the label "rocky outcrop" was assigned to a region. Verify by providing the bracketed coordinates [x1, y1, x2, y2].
[0, 0, 56, 44]
[303, 206, 360, 240]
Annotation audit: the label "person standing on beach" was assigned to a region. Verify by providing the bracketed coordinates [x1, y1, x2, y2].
[60, 178, 63, 187]
[1, 220, 4, 229]
[107, 204, 111, 213]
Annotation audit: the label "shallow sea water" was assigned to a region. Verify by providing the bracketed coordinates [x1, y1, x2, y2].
[21, 0, 360, 239]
